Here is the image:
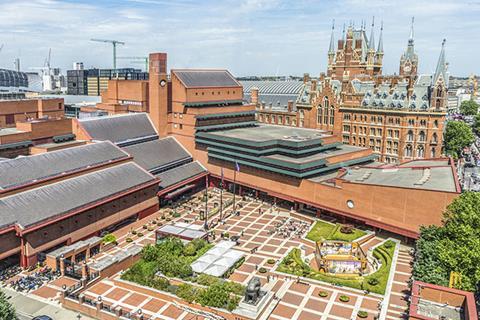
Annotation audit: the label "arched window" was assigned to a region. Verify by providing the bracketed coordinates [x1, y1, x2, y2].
[432, 132, 438, 143]
[329, 106, 335, 125]
[436, 86, 443, 97]
[407, 130, 414, 141]
[323, 96, 329, 124]
[416, 145, 425, 158]
[431, 148, 436, 158]
[405, 144, 413, 157]
[317, 106, 322, 124]
[419, 131, 426, 142]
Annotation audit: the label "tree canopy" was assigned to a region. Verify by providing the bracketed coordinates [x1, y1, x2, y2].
[444, 121, 474, 158]
[0, 291, 16, 320]
[459, 99, 479, 116]
[413, 192, 480, 292]
[473, 114, 480, 136]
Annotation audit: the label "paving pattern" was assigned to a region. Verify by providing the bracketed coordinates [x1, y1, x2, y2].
[24, 189, 413, 320]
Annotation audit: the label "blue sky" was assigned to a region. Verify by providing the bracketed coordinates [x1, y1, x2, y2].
[0, 0, 478, 77]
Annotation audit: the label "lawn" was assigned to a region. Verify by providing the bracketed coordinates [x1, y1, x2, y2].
[306, 221, 367, 242]
[277, 240, 396, 294]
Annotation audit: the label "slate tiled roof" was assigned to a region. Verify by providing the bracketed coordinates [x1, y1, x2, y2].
[0, 141, 129, 191]
[0, 162, 156, 230]
[78, 113, 158, 146]
[173, 70, 240, 88]
[157, 161, 207, 189]
[123, 137, 192, 174]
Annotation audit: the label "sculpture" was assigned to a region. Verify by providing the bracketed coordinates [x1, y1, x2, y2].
[244, 277, 261, 304]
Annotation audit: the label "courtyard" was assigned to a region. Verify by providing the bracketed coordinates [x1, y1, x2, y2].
[5, 188, 414, 320]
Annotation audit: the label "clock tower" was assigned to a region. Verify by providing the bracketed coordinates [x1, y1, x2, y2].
[148, 53, 169, 136]
[399, 17, 418, 77]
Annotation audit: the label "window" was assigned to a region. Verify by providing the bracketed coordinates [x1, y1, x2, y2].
[370, 128, 375, 136]
[343, 125, 350, 132]
[416, 145, 425, 158]
[395, 118, 401, 125]
[317, 106, 322, 124]
[431, 148, 436, 158]
[420, 119, 427, 127]
[387, 129, 393, 137]
[419, 131, 426, 142]
[278, 115, 283, 124]
[394, 130, 400, 138]
[323, 97, 329, 124]
[286, 116, 290, 125]
[393, 142, 399, 154]
[434, 120, 439, 128]
[408, 119, 415, 126]
[378, 116, 383, 123]
[405, 144, 413, 157]
[407, 130, 414, 141]
[329, 106, 335, 125]
[5, 114, 14, 125]
[377, 129, 382, 137]
[432, 132, 438, 143]
[179, 124, 183, 129]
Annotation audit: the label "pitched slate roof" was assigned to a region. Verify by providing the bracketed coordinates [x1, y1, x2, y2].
[0, 162, 156, 230]
[78, 113, 158, 146]
[172, 70, 240, 88]
[0, 141, 129, 191]
[157, 161, 207, 189]
[123, 137, 192, 174]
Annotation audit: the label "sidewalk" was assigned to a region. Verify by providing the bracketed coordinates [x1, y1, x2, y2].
[1, 287, 95, 320]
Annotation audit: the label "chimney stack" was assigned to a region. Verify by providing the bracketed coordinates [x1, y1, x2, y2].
[303, 73, 310, 83]
[251, 87, 259, 106]
[287, 100, 294, 113]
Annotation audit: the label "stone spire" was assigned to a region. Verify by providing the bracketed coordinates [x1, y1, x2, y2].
[342, 23, 346, 41]
[377, 21, 384, 53]
[368, 16, 375, 50]
[328, 20, 335, 54]
[409, 16, 414, 45]
[433, 39, 447, 85]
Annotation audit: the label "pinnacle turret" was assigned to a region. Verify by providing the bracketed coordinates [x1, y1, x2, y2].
[368, 17, 375, 50]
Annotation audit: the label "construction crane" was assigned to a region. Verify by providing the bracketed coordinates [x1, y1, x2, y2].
[90, 38, 125, 71]
[117, 56, 149, 72]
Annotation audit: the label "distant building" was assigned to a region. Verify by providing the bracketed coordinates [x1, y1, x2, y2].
[254, 19, 449, 164]
[0, 69, 29, 93]
[67, 68, 148, 96]
[72, 62, 84, 70]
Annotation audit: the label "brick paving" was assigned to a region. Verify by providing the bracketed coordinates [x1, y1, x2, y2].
[25, 189, 413, 320]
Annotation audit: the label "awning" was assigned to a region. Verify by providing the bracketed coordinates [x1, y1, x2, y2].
[163, 184, 195, 199]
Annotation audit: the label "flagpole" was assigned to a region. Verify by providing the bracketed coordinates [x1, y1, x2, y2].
[204, 175, 209, 230]
[219, 169, 223, 222]
[232, 167, 237, 216]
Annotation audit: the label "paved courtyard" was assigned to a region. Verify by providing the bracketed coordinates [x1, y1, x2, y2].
[18, 189, 413, 319]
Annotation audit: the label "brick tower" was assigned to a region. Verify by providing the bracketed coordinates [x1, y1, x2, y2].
[148, 53, 169, 136]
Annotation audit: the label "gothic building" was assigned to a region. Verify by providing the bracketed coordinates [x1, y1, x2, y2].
[253, 18, 449, 163]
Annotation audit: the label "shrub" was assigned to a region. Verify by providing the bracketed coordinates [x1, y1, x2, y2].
[126, 237, 133, 243]
[143, 225, 148, 229]
[183, 243, 197, 256]
[137, 232, 144, 237]
[151, 220, 157, 225]
[102, 233, 117, 244]
[173, 211, 181, 218]
[166, 218, 171, 222]
[357, 310, 368, 318]
[258, 267, 267, 273]
[367, 278, 379, 286]
[318, 291, 329, 297]
[223, 232, 230, 239]
[148, 227, 154, 231]
[339, 295, 350, 302]
[340, 224, 354, 234]
[176, 283, 198, 304]
[267, 259, 276, 265]
[131, 230, 137, 235]
[383, 240, 394, 248]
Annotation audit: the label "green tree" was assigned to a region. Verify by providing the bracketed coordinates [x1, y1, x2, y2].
[0, 290, 16, 320]
[444, 121, 474, 158]
[413, 192, 480, 292]
[459, 99, 479, 116]
[473, 113, 480, 135]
